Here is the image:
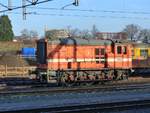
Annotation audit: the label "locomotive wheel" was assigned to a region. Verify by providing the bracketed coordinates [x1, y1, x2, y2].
[121, 72, 128, 80]
[116, 71, 127, 80]
[116, 71, 122, 80]
[60, 74, 76, 87]
[107, 71, 115, 80]
[100, 72, 105, 80]
[60, 74, 68, 84]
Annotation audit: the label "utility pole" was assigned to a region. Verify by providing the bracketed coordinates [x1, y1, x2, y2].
[22, 0, 26, 20]
[73, 0, 79, 6]
[32, 0, 38, 5]
[8, 0, 12, 10]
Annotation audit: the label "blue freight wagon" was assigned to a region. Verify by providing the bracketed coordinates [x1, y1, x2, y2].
[21, 47, 36, 58]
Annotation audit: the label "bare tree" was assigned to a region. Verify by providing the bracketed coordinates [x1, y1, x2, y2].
[45, 29, 68, 40]
[91, 24, 99, 38]
[30, 30, 38, 38]
[123, 24, 141, 41]
[20, 29, 30, 39]
[66, 26, 80, 37]
[139, 29, 150, 43]
[21, 29, 38, 39]
[70, 28, 80, 37]
[80, 29, 92, 39]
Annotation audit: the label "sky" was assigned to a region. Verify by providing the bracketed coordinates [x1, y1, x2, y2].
[1, 0, 150, 36]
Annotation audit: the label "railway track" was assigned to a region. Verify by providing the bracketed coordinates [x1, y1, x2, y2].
[1, 82, 150, 95]
[1, 99, 150, 113]
[0, 76, 150, 94]
[0, 77, 150, 113]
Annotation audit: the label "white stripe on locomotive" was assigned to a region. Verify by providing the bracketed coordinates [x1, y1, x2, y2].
[47, 58, 132, 63]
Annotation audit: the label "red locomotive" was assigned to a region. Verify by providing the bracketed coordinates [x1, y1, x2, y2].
[36, 35, 132, 85]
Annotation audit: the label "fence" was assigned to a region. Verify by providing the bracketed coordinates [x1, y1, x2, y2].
[0, 65, 36, 77]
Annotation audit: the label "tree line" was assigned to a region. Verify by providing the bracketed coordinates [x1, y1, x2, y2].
[0, 15, 150, 43]
[46, 24, 150, 43]
[0, 15, 14, 41]
[66, 24, 150, 43]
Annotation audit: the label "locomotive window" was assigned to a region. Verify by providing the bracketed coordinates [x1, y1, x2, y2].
[123, 46, 127, 54]
[100, 57, 105, 64]
[95, 57, 100, 64]
[140, 49, 148, 57]
[101, 48, 105, 55]
[95, 48, 100, 55]
[117, 46, 122, 54]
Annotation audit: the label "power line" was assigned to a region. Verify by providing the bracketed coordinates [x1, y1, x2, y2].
[61, 0, 79, 9]
[28, 7, 150, 15]
[0, 0, 80, 20]
[0, 3, 9, 9]
[33, 13, 150, 20]
[0, 0, 79, 13]
[7, 12, 150, 20]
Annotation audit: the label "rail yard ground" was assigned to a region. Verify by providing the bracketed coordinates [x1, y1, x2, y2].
[0, 75, 149, 113]
[1, 80, 150, 113]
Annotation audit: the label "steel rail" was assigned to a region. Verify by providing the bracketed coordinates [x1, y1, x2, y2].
[1, 82, 150, 95]
[1, 99, 150, 113]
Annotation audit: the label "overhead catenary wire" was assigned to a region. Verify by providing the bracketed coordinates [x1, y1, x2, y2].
[32, 13, 150, 20]
[0, 0, 79, 13]
[0, 1, 149, 15]
[6, 11, 150, 20]
[0, 3, 9, 9]
[1, 0, 149, 20]
[0, 0, 79, 19]
[28, 7, 150, 15]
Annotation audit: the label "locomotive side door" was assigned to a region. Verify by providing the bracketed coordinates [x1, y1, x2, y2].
[115, 44, 123, 68]
[95, 47, 106, 68]
[122, 45, 129, 68]
[115, 44, 130, 68]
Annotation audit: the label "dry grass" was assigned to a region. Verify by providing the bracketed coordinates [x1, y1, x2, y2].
[0, 41, 36, 52]
[0, 42, 22, 51]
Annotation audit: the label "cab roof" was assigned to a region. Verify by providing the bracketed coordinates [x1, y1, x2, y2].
[48, 37, 112, 45]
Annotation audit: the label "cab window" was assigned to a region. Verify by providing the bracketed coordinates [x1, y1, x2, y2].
[117, 46, 122, 54]
[101, 48, 105, 55]
[123, 46, 127, 54]
[95, 48, 100, 55]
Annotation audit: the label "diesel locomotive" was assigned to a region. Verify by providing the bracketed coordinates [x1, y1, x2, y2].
[35, 32, 150, 85]
[36, 37, 133, 84]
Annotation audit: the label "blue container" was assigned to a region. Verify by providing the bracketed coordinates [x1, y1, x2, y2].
[21, 47, 36, 58]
